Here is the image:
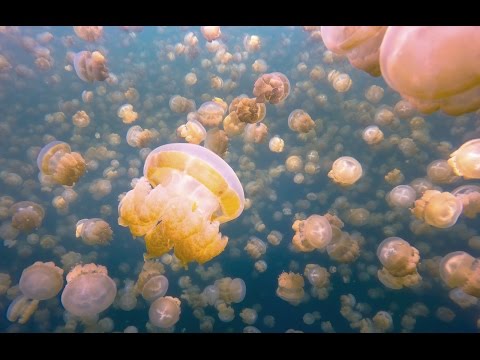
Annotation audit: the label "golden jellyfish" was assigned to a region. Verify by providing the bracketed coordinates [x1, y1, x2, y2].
[276, 272, 305, 306]
[37, 141, 86, 186]
[377, 237, 422, 290]
[10, 201, 45, 232]
[412, 190, 463, 228]
[73, 26, 103, 42]
[243, 123, 268, 144]
[331, 72, 352, 93]
[216, 302, 235, 322]
[267, 230, 283, 246]
[197, 101, 225, 127]
[223, 112, 246, 137]
[118, 143, 245, 266]
[285, 155, 303, 173]
[19, 262, 64, 300]
[328, 156, 363, 186]
[201, 26, 221, 42]
[373, 311, 393, 332]
[288, 109, 315, 133]
[169, 95, 196, 113]
[427, 159, 459, 184]
[7, 295, 39, 324]
[75, 218, 113, 246]
[254, 260, 268, 273]
[451, 185, 480, 219]
[440, 251, 480, 297]
[253, 72, 290, 104]
[61, 263, 117, 317]
[73, 51, 109, 82]
[204, 128, 229, 158]
[184, 72, 197, 86]
[72, 110, 90, 128]
[252, 59, 268, 73]
[177, 117, 206, 145]
[365, 85, 384, 103]
[320, 26, 388, 76]
[142, 275, 169, 302]
[244, 237, 267, 259]
[309, 65, 326, 81]
[244, 35, 261, 52]
[149, 296, 181, 329]
[214, 277, 246, 304]
[381, 27, 480, 115]
[388, 185, 416, 208]
[240, 308, 258, 325]
[117, 104, 138, 124]
[448, 139, 480, 179]
[229, 96, 266, 124]
[89, 179, 112, 200]
[269, 136, 285, 153]
[126, 126, 154, 148]
[362, 125, 384, 145]
[304, 264, 330, 288]
[292, 215, 332, 252]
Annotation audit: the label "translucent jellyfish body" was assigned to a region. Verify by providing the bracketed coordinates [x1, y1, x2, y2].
[292, 215, 332, 252]
[328, 156, 363, 186]
[126, 126, 154, 148]
[73, 51, 109, 82]
[321, 26, 388, 76]
[142, 275, 169, 302]
[117, 104, 138, 124]
[201, 26, 221, 42]
[448, 139, 480, 179]
[388, 185, 416, 208]
[118, 143, 245, 266]
[61, 264, 117, 317]
[229, 96, 266, 124]
[177, 117, 206, 144]
[75, 218, 113, 246]
[73, 26, 103, 42]
[149, 296, 181, 328]
[37, 141, 86, 186]
[214, 277, 246, 304]
[7, 295, 39, 324]
[379, 26, 480, 115]
[288, 110, 315, 133]
[276, 272, 305, 305]
[362, 125, 384, 145]
[10, 201, 45, 232]
[412, 190, 463, 228]
[376, 237, 422, 289]
[197, 101, 226, 127]
[253, 72, 290, 104]
[452, 184, 480, 219]
[19, 262, 63, 300]
[440, 251, 480, 298]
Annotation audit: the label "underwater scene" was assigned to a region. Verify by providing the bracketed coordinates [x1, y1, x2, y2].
[0, 26, 480, 333]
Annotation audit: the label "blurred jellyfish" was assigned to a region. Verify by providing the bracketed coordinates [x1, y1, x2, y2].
[292, 215, 332, 252]
[240, 308, 258, 325]
[201, 26, 221, 42]
[61, 264, 117, 317]
[118, 104, 138, 124]
[380, 27, 480, 115]
[73, 51, 109, 82]
[7, 295, 39, 324]
[373, 311, 393, 332]
[254, 260, 268, 273]
[388, 185, 416, 209]
[269, 136, 285, 153]
[126, 126, 154, 148]
[244, 35, 261, 52]
[427, 160, 459, 184]
[328, 156, 363, 186]
[72, 110, 90, 128]
[37, 141, 86, 186]
[214, 277, 246, 304]
[197, 101, 225, 127]
[244, 123, 268, 144]
[288, 110, 315, 133]
[448, 139, 480, 179]
[73, 26, 103, 41]
[244, 237, 267, 259]
[149, 296, 181, 328]
[440, 251, 480, 298]
[412, 190, 463, 228]
[253, 72, 290, 104]
[229, 96, 266, 124]
[204, 129, 229, 158]
[177, 117, 207, 144]
[141, 275, 169, 302]
[118, 143, 244, 266]
[321, 26, 388, 76]
[362, 126, 384, 145]
[377, 237, 422, 289]
[10, 201, 45, 232]
[276, 272, 305, 306]
[75, 218, 113, 246]
[19, 262, 63, 300]
[169, 95, 196, 113]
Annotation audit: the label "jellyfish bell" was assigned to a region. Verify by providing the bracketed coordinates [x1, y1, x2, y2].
[388, 185, 416, 208]
[448, 139, 480, 179]
[10, 201, 45, 232]
[328, 156, 363, 186]
[19, 262, 64, 300]
[118, 143, 245, 266]
[75, 218, 113, 246]
[73, 51, 109, 82]
[61, 264, 117, 317]
[149, 296, 181, 328]
[201, 26, 221, 42]
[412, 190, 463, 228]
[292, 215, 332, 252]
[253, 72, 290, 104]
[141, 275, 169, 302]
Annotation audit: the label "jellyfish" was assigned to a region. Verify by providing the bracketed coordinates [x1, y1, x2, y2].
[244, 237, 267, 259]
[427, 159, 460, 184]
[304, 264, 330, 289]
[37, 141, 86, 186]
[288, 110, 315, 133]
[73, 26, 103, 42]
[6, 295, 39, 324]
[328, 156, 363, 186]
[276, 272, 305, 306]
[197, 101, 226, 127]
[379, 26, 480, 115]
[118, 143, 245, 266]
[126, 125, 154, 148]
[439, 251, 480, 298]
[204, 129, 229, 158]
[169, 95, 196, 113]
[452, 185, 480, 219]
[448, 139, 480, 179]
[10, 201, 45, 232]
[149, 296, 181, 328]
[214, 277, 246, 304]
[75, 218, 113, 246]
[117, 104, 138, 124]
[320, 26, 388, 76]
[376, 237, 422, 290]
[72, 110, 90, 128]
[412, 190, 463, 228]
[141, 275, 169, 302]
[292, 215, 332, 252]
[365, 85, 384, 103]
[201, 26, 221, 42]
[244, 35, 261, 52]
[73, 51, 109, 82]
[223, 112, 246, 137]
[177, 117, 207, 145]
[61, 264, 117, 317]
[240, 308, 258, 325]
[229, 96, 266, 124]
[19, 262, 63, 300]
[253, 72, 290, 104]
[362, 125, 384, 145]
[387, 185, 416, 209]
[243, 123, 268, 144]
[373, 311, 393, 332]
[269, 136, 285, 153]
[216, 301, 235, 322]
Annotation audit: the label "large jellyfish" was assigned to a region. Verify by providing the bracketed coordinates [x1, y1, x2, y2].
[37, 141, 86, 186]
[118, 143, 245, 266]
[379, 26, 480, 115]
[61, 264, 117, 317]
